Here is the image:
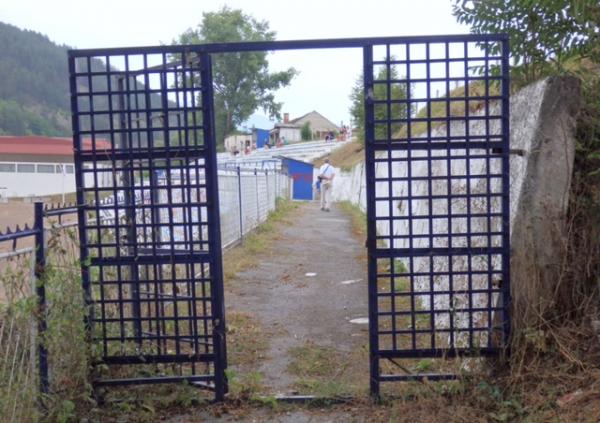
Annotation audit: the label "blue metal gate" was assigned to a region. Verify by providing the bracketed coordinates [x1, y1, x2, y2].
[68, 49, 227, 399]
[363, 36, 511, 395]
[68, 35, 510, 401]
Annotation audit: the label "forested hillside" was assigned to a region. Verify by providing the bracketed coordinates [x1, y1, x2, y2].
[0, 22, 72, 136]
[0, 22, 169, 137]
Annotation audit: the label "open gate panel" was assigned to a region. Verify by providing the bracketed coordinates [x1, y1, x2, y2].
[68, 49, 227, 399]
[363, 36, 510, 395]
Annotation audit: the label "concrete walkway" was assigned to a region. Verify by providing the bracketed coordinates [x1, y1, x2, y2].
[225, 201, 369, 395]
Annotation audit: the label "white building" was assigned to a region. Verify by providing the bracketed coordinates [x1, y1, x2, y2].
[0, 136, 109, 198]
[290, 110, 340, 140]
[224, 133, 253, 154]
[269, 113, 301, 145]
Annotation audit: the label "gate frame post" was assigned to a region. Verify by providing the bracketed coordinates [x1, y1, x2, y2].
[68, 54, 94, 377]
[363, 45, 381, 399]
[199, 52, 228, 400]
[500, 38, 512, 348]
[34, 202, 49, 395]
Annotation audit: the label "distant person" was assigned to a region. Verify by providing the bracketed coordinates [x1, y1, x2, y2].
[318, 158, 335, 212]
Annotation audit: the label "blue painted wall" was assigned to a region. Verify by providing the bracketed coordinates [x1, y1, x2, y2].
[281, 157, 313, 200]
[254, 128, 270, 148]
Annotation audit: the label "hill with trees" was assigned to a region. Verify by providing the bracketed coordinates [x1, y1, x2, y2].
[0, 22, 167, 138]
[0, 22, 73, 136]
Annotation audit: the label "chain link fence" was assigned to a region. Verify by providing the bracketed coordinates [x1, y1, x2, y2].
[219, 168, 291, 248]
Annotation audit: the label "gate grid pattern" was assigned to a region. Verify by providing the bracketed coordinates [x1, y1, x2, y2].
[68, 35, 510, 400]
[363, 36, 510, 394]
[68, 49, 227, 399]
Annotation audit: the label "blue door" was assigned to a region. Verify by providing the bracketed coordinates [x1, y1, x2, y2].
[283, 158, 313, 200]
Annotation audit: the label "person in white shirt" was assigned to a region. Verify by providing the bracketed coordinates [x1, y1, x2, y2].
[318, 158, 335, 211]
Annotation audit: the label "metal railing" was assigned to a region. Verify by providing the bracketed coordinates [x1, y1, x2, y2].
[0, 203, 78, 422]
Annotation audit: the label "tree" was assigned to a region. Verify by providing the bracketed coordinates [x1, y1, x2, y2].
[349, 64, 410, 143]
[176, 7, 297, 147]
[452, 0, 600, 84]
[300, 121, 312, 141]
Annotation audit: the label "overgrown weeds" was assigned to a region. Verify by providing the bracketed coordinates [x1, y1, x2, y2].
[0, 253, 40, 423]
[337, 200, 367, 241]
[0, 222, 90, 423]
[494, 71, 600, 421]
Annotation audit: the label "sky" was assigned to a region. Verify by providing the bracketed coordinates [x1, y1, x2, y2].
[1, 0, 470, 130]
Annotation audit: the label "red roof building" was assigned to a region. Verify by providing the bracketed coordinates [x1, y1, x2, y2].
[0, 136, 112, 198]
[0, 136, 110, 161]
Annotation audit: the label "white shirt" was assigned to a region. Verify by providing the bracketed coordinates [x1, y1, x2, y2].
[318, 163, 335, 180]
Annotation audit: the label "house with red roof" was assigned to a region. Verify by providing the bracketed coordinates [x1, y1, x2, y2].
[0, 136, 109, 198]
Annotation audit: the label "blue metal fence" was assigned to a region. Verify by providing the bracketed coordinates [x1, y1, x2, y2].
[0, 202, 83, 420]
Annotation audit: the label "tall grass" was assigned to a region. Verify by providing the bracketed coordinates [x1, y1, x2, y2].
[0, 223, 88, 423]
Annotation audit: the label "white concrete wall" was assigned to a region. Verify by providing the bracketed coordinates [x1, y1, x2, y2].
[0, 162, 75, 198]
[0, 162, 112, 198]
[279, 127, 301, 143]
[330, 77, 579, 345]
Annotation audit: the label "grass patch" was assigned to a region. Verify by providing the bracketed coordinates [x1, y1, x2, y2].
[287, 341, 366, 397]
[226, 312, 268, 367]
[313, 141, 365, 171]
[337, 200, 367, 240]
[288, 341, 340, 378]
[293, 379, 350, 398]
[222, 198, 300, 282]
[225, 369, 267, 399]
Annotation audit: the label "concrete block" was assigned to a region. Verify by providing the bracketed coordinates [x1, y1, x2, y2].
[510, 76, 581, 326]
